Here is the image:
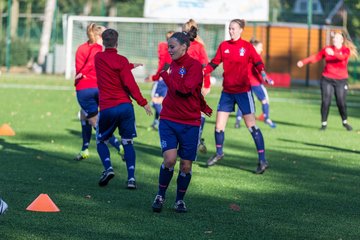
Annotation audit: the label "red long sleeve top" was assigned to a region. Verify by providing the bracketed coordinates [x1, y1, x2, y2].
[152, 42, 172, 81]
[248, 54, 264, 87]
[94, 48, 148, 111]
[301, 45, 350, 80]
[75, 42, 103, 91]
[204, 38, 265, 93]
[159, 53, 211, 126]
[188, 40, 211, 88]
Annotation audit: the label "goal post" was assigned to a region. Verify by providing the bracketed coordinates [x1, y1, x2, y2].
[64, 15, 227, 80]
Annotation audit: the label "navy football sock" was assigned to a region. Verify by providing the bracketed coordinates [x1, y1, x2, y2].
[81, 120, 92, 151]
[215, 130, 224, 155]
[123, 143, 136, 180]
[153, 103, 162, 120]
[158, 164, 174, 198]
[262, 103, 270, 120]
[249, 126, 265, 162]
[109, 135, 121, 152]
[176, 171, 192, 202]
[97, 141, 112, 170]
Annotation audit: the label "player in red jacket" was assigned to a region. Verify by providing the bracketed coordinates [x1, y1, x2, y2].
[94, 29, 152, 189]
[152, 28, 212, 213]
[182, 19, 211, 154]
[235, 39, 276, 129]
[204, 19, 271, 174]
[74, 23, 122, 161]
[297, 31, 358, 131]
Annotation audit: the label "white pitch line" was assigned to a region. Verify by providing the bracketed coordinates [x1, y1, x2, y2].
[1, 83, 360, 107]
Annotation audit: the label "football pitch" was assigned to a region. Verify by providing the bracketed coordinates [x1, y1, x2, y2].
[0, 74, 360, 240]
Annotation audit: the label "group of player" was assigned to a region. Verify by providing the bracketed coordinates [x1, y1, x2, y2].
[71, 18, 275, 213]
[69, 18, 357, 214]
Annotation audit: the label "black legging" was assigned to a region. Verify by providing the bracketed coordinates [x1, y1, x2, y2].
[320, 76, 348, 122]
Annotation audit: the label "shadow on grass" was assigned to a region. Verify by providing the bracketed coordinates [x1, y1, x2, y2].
[278, 138, 360, 154]
[1, 131, 360, 240]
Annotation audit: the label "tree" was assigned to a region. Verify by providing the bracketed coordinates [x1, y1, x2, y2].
[10, 0, 19, 39]
[37, 0, 56, 67]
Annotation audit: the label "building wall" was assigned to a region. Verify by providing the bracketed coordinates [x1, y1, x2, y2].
[241, 23, 342, 81]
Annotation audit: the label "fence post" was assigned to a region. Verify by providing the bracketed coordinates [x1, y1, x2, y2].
[5, 0, 12, 72]
[306, 0, 313, 86]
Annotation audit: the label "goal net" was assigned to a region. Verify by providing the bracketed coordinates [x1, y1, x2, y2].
[65, 16, 227, 81]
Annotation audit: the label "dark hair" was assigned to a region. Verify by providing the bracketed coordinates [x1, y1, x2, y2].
[249, 38, 261, 47]
[170, 26, 197, 48]
[102, 29, 118, 48]
[231, 19, 246, 29]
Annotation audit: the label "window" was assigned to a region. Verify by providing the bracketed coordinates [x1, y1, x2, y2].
[293, 0, 324, 14]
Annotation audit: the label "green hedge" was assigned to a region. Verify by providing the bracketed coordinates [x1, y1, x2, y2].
[0, 39, 32, 66]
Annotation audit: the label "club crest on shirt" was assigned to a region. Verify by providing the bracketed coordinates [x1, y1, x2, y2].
[179, 66, 186, 78]
[224, 49, 230, 53]
[161, 140, 167, 149]
[239, 47, 245, 56]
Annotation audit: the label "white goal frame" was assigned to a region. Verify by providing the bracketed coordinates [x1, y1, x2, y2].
[65, 15, 228, 79]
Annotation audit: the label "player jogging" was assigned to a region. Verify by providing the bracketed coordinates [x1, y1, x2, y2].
[151, 28, 212, 213]
[94, 29, 152, 189]
[204, 19, 271, 174]
[74, 23, 122, 161]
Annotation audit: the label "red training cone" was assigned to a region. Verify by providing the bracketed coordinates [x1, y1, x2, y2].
[26, 194, 60, 212]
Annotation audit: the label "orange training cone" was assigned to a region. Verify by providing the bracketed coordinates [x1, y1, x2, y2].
[26, 194, 60, 212]
[256, 113, 265, 121]
[0, 124, 15, 136]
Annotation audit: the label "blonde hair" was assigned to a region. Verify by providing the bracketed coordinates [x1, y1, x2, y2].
[182, 19, 205, 45]
[165, 30, 175, 41]
[332, 29, 359, 59]
[87, 23, 105, 44]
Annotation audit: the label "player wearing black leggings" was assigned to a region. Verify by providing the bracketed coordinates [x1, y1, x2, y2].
[297, 31, 358, 131]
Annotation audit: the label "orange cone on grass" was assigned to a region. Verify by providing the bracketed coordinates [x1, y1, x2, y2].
[26, 194, 60, 212]
[0, 124, 15, 136]
[256, 113, 265, 121]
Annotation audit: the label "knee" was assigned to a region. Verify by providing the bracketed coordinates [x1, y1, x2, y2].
[163, 158, 176, 169]
[215, 127, 225, 132]
[121, 138, 134, 146]
[180, 160, 192, 173]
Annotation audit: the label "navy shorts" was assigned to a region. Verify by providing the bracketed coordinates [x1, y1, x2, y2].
[76, 88, 99, 118]
[151, 80, 168, 98]
[96, 103, 137, 142]
[217, 91, 255, 115]
[159, 119, 200, 161]
[251, 85, 268, 102]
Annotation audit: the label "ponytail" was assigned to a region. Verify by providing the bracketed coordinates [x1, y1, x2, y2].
[171, 27, 198, 48]
[87, 23, 105, 44]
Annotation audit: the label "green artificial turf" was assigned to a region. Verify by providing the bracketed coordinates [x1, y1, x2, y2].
[0, 74, 359, 240]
